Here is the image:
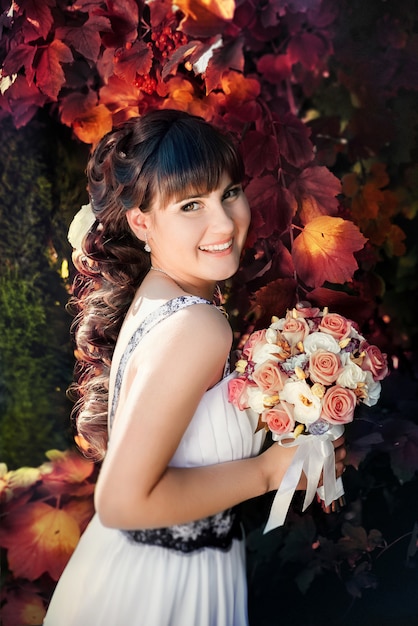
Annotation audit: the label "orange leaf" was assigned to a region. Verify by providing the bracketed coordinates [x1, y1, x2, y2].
[1, 502, 80, 581]
[292, 216, 367, 288]
[72, 104, 113, 145]
[1, 588, 46, 626]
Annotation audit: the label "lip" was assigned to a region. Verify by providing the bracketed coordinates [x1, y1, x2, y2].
[198, 239, 233, 253]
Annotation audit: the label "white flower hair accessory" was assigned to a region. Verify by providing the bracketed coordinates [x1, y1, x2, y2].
[67, 203, 96, 250]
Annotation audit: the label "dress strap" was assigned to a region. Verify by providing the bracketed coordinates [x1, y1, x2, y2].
[109, 295, 212, 430]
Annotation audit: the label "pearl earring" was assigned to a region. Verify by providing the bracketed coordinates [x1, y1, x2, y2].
[144, 234, 151, 253]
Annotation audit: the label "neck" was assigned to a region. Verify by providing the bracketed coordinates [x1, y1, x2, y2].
[149, 266, 224, 311]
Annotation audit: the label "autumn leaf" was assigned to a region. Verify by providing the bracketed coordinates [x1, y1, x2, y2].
[290, 165, 342, 224]
[0, 502, 80, 581]
[56, 15, 112, 63]
[287, 32, 329, 71]
[275, 112, 314, 168]
[113, 41, 153, 83]
[72, 103, 113, 144]
[1, 75, 47, 127]
[205, 38, 244, 93]
[256, 53, 293, 84]
[250, 277, 298, 328]
[0, 466, 41, 503]
[245, 175, 297, 238]
[241, 131, 279, 177]
[177, 0, 235, 37]
[19, 0, 54, 42]
[40, 449, 95, 487]
[1, 588, 46, 626]
[292, 216, 367, 287]
[35, 39, 73, 100]
[3, 44, 36, 83]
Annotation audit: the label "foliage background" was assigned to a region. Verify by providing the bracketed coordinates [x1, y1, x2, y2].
[0, 0, 417, 624]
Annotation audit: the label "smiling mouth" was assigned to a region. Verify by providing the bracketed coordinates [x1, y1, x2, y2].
[199, 239, 233, 252]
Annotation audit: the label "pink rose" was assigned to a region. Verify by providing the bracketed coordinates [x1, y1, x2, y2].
[319, 313, 352, 340]
[228, 377, 251, 410]
[361, 343, 389, 381]
[262, 401, 295, 435]
[322, 385, 357, 424]
[242, 329, 267, 360]
[252, 360, 289, 394]
[309, 351, 342, 386]
[282, 316, 309, 347]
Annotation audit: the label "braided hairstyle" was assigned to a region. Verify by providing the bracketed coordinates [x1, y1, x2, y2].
[69, 109, 244, 460]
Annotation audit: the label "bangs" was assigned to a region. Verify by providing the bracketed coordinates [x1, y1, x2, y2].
[147, 119, 244, 207]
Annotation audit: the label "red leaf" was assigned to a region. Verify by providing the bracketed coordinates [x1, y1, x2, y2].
[72, 104, 113, 144]
[245, 175, 297, 238]
[177, 0, 235, 37]
[306, 287, 376, 326]
[1, 588, 46, 626]
[290, 165, 342, 224]
[288, 32, 329, 71]
[162, 39, 218, 80]
[19, 0, 54, 42]
[256, 53, 293, 84]
[276, 113, 314, 168]
[35, 39, 73, 100]
[3, 44, 36, 83]
[205, 38, 244, 93]
[0, 502, 80, 581]
[96, 0, 140, 48]
[59, 89, 99, 127]
[56, 16, 111, 63]
[250, 277, 298, 328]
[241, 130, 280, 177]
[292, 216, 367, 287]
[113, 40, 153, 83]
[2, 75, 48, 127]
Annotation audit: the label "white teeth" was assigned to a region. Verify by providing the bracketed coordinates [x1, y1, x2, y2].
[200, 240, 232, 252]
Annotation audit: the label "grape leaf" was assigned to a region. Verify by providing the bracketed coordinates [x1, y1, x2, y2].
[292, 216, 367, 287]
[19, 0, 55, 42]
[56, 15, 112, 63]
[290, 165, 341, 224]
[205, 38, 244, 93]
[35, 39, 73, 100]
[240, 130, 279, 177]
[113, 41, 153, 83]
[0, 501, 80, 581]
[276, 112, 314, 168]
[3, 44, 36, 83]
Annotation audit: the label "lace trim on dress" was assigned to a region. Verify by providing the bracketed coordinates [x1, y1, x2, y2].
[122, 508, 242, 553]
[109, 295, 212, 430]
[110, 295, 237, 553]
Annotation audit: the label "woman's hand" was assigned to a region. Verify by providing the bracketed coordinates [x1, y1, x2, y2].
[261, 434, 347, 494]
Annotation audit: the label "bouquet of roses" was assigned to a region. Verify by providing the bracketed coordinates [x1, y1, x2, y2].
[228, 303, 389, 532]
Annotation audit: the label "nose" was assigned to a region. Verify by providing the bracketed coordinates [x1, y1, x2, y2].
[211, 199, 235, 234]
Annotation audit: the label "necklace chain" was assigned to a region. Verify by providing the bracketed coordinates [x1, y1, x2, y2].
[149, 266, 228, 318]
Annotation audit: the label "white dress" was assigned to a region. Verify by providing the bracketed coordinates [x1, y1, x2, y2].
[44, 297, 264, 626]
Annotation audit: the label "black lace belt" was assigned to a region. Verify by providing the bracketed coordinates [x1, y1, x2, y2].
[122, 508, 242, 553]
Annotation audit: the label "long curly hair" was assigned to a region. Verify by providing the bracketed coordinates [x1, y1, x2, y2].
[69, 109, 244, 460]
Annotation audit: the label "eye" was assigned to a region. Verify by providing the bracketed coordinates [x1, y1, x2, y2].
[223, 186, 241, 201]
[181, 201, 201, 212]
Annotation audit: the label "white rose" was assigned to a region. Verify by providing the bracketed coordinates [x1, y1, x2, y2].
[265, 327, 278, 344]
[68, 203, 96, 250]
[280, 380, 321, 425]
[337, 352, 367, 389]
[303, 332, 340, 356]
[246, 386, 266, 413]
[251, 342, 280, 364]
[363, 371, 381, 407]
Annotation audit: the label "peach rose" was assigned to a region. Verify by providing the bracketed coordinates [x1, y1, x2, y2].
[319, 313, 352, 340]
[282, 316, 310, 347]
[262, 401, 295, 435]
[242, 329, 267, 360]
[294, 303, 321, 318]
[228, 377, 251, 410]
[309, 350, 342, 386]
[252, 360, 289, 394]
[361, 343, 389, 381]
[322, 385, 357, 424]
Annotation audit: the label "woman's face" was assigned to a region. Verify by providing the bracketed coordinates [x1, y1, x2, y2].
[146, 172, 250, 297]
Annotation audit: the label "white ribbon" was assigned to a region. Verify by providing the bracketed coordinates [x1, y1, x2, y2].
[264, 424, 345, 533]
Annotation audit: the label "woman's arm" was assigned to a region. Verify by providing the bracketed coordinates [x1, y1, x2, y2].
[95, 304, 344, 529]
